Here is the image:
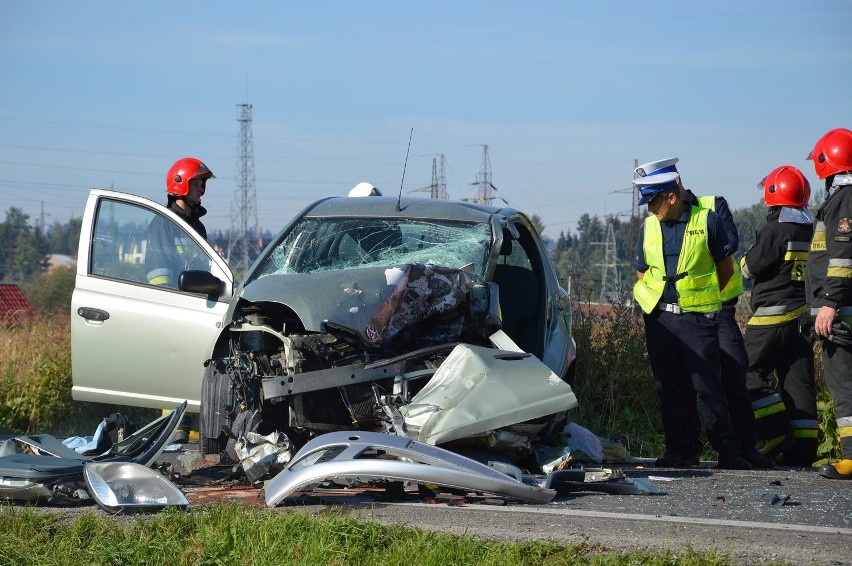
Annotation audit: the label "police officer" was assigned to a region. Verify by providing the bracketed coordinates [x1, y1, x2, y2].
[635, 158, 773, 469]
[806, 128, 852, 480]
[145, 157, 215, 287]
[633, 165, 752, 469]
[741, 166, 817, 466]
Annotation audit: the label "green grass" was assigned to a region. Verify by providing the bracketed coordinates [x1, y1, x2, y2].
[0, 503, 744, 566]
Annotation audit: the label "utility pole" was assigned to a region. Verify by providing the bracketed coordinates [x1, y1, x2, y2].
[227, 103, 259, 272]
[632, 158, 640, 220]
[474, 145, 494, 205]
[593, 219, 621, 304]
[430, 154, 448, 199]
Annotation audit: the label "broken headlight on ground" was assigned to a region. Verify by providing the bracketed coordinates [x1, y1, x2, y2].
[84, 462, 188, 513]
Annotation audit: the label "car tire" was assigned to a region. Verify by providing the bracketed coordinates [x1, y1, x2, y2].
[200, 362, 232, 456]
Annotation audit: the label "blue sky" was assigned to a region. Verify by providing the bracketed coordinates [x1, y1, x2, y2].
[1, 1, 850, 240]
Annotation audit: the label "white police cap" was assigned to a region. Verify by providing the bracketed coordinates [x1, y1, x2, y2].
[635, 157, 679, 178]
[634, 172, 680, 205]
[348, 182, 383, 197]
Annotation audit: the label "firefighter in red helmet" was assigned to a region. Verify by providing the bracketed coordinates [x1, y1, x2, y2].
[805, 128, 852, 480]
[146, 157, 215, 287]
[164, 157, 215, 239]
[741, 166, 817, 466]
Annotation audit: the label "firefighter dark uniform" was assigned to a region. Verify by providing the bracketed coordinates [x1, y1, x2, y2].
[741, 167, 816, 465]
[633, 167, 751, 469]
[145, 201, 209, 287]
[806, 128, 852, 480]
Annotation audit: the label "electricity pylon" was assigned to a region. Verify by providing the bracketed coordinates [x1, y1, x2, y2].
[227, 103, 259, 272]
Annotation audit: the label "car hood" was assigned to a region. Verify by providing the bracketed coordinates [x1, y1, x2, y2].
[240, 263, 497, 346]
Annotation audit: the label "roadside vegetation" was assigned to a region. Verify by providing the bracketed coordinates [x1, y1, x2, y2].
[0, 504, 751, 566]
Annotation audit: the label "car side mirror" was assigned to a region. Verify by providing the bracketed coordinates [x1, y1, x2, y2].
[179, 270, 222, 297]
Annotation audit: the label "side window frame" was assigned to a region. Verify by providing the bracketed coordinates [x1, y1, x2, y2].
[89, 198, 214, 292]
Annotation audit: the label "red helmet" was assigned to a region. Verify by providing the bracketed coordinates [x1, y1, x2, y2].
[808, 128, 852, 179]
[759, 165, 810, 207]
[166, 157, 215, 196]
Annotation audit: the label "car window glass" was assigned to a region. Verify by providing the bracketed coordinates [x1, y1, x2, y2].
[91, 199, 211, 289]
[255, 218, 491, 278]
[499, 226, 534, 271]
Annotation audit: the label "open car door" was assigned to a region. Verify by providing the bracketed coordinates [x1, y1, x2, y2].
[71, 189, 233, 411]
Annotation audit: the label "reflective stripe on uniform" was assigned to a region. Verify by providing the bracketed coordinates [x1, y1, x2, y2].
[838, 416, 852, 440]
[791, 419, 818, 439]
[747, 304, 807, 326]
[740, 255, 752, 279]
[147, 267, 173, 286]
[752, 393, 786, 418]
[811, 222, 826, 251]
[827, 258, 852, 279]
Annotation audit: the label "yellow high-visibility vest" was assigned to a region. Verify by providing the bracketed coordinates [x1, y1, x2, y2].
[634, 206, 722, 314]
[698, 195, 743, 301]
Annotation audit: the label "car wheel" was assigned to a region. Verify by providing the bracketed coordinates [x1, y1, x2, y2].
[200, 361, 232, 456]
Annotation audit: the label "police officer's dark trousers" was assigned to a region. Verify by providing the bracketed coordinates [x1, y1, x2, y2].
[717, 302, 758, 445]
[643, 309, 741, 457]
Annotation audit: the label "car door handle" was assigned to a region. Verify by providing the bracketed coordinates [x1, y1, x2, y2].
[77, 307, 110, 322]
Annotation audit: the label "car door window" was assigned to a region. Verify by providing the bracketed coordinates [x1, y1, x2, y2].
[91, 199, 211, 289]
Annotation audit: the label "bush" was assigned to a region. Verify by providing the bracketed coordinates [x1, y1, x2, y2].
[21, 266, 75, 317]
[569, 288, 664, 458]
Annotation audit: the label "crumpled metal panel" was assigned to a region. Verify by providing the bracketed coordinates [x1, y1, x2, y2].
[264, 431, 556, 506]
[397, 343, 578, 445]
[364, 263, 487, 344]
[241, 263, 495, 347]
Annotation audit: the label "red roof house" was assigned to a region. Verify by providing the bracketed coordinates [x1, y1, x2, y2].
[0, 284, 36, 325]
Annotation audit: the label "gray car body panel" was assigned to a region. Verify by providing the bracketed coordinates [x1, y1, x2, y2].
[396, 342, 579, 445]
[264, 431, 556, 506]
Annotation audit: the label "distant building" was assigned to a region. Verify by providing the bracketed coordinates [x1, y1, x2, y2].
[0, 284, 36, 326]
[46, 254, 78, 272]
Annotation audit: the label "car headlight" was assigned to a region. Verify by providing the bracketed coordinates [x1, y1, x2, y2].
[83, 462, 188, 513]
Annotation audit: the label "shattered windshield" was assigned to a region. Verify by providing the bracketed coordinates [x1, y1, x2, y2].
[255, 217, 492, 278]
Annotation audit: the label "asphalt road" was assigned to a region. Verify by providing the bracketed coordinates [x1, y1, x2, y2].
[165, 449, 851, 566]
[9, 445, 851, 566]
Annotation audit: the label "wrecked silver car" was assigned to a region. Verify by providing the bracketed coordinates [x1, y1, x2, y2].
[71, 191, 577, 459]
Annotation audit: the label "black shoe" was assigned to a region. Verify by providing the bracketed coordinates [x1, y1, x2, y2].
[655, 453, 698, 468]
[741, 447, 776, 469]
[717, 452, 753, 470]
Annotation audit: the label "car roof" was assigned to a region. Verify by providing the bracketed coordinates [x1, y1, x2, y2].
[302, 196, 513, 223]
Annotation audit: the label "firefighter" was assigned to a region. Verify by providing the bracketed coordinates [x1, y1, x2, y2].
[806, 128, 852, 480]
[633, 166, 752, 469]
[145, 157, 215, 287]
[635, 158, 773, 469]
[741, 166, 817, 466]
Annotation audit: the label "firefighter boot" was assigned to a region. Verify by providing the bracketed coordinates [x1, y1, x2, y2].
[758, 433, 795, 460]
[818, 459, 852, 480]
